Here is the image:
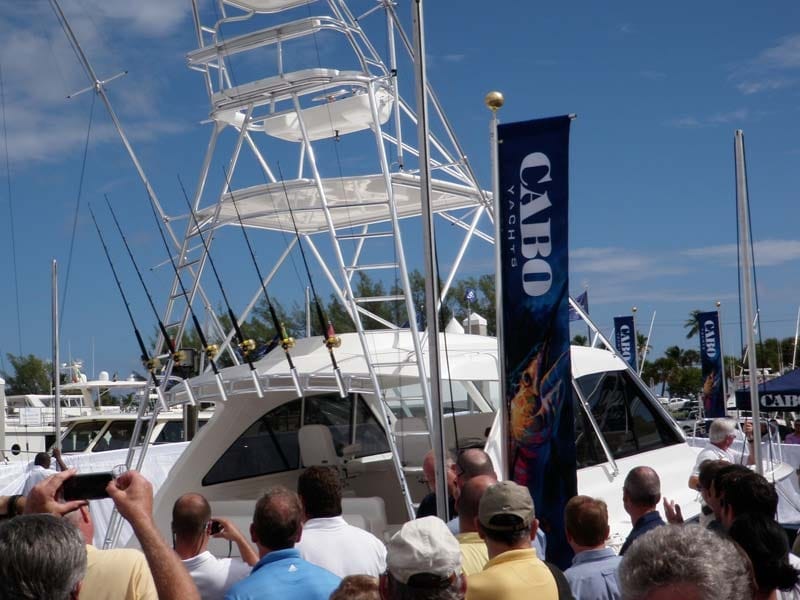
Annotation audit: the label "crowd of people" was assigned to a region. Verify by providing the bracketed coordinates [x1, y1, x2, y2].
[0, 416, 799, 600]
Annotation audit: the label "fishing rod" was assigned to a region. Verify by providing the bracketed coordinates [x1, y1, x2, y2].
[103, 195, 196, 406]
[141, 188, 228, 403]
[223, 167, 303, 397]
[87, 204, 168, 412]
[176, 175, 264, 398]
[277, 165, 346, 398]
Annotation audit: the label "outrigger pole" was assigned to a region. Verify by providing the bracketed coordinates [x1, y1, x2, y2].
[223, 167, 303, 398]
[87, 205, 168, 413]
[103, 195, 196, 406]
[142, 187, 228, 402]
[277, 167, 347, 398]
[177, 175, 264, 398]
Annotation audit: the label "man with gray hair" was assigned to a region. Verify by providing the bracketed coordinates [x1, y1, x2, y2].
[688, 418, 754, 491]
[0, 513, 87, 600]
[618, 524, 756, 600]
[380, 516, 464, 600]
[620, 467, 664, 556]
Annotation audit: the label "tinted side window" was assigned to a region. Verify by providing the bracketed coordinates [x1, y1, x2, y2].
[576, 371, 680, 463]
[61, 421, 105, 453]
[203, 395, 389, 486]
[93, 421, 135, 452]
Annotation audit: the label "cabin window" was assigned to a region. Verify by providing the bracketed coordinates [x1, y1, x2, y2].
[574, 370, 681, 467]
[202, 394, 390, 486]
[61, 421, 106, 453]
[93, 421, 135, 452]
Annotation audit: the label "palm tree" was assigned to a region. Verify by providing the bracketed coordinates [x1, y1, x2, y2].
[637, 332, 651, 360]
[684, 309, 702, 339]
[572, 335, 588, 346]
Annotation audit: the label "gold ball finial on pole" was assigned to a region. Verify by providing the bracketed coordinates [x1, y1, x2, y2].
[632, 306, 638, 314]
[716, 301, 721, 308]
[485, 91, 504, 111]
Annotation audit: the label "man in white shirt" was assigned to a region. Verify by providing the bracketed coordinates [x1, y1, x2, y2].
[688, 418, 754, 491]
[22, 452, 55, 496]
[172, 493, 257, 600]
[295, 465, 387, 577]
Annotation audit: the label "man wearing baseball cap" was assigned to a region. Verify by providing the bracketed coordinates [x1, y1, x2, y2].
[466, 481, 566, 600]
[380, 516, 465, 600]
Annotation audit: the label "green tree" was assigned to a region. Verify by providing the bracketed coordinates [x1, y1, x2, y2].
[667, 366, 703, 398]
[684, 309, 702, 339]
[572, 335, 588, 346]
[636, 332, 651, 361]
[2, 354, 53, 395]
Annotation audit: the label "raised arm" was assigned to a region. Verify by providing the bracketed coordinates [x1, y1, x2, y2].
[107, 471, 200, 600]
[211, 516, 259, 566]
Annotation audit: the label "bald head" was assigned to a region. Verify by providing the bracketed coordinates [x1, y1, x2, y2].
[624, 466, 661, 508]
[252, 486, 303, 552]
[456, 449, 496, 488]
[421, 450, 457, 496]
[458, 475, 496, 533]
[172, 493, 211, 540]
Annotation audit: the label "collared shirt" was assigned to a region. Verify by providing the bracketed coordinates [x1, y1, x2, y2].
[22, 465, 55, 496]
[456, 531, 489, 576]
[82, 545, 158, 600]
[182, 551, 251, 600]
[564, 547, 621, 600]
[447, 517, 548, 557]
[295, 516, 386, 577]
[691, 443, 742, 476]
[416, 492, 456, 519]
[619, 511, 665, 555]
[224, 548, 340, 600]
[466, 548, 558, 600]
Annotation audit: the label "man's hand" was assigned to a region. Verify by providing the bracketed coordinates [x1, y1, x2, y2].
[210, 517, 241, 541]
[23, 469, 87, 516]
[743, 420, 754, 437]
[106, 470, 153, 528]
[663, 497, 684, 524]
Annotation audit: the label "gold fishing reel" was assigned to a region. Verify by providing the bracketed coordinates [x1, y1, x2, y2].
[172, 349, 186, 364]
[239, 338, 256, 356]
[145, 357, 161, 372]
[205, 344, 219, 360]
[325, 335, 342, 349]
[279, 323, 295, 350]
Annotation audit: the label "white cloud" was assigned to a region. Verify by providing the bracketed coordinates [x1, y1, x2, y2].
[667, 109, 748, 128]
[640, 69, 666, 81]
[683, 239, 800, 267]
[731, 33, 800, 95]
[571, 247, 687, 279]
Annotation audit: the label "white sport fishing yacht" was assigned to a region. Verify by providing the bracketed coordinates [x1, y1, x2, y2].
[46, 0, 797, 551]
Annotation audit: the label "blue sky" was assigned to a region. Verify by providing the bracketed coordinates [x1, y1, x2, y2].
[1, 0, 800, 380]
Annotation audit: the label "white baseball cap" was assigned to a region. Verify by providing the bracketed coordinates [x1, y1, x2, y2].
[386, 516, 462, 585]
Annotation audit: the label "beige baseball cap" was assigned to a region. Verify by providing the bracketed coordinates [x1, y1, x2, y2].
[478, 480, 534, 531]
[386, 516, 462, 585]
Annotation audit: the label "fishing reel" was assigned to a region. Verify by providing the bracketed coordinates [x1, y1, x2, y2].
[239, 338, 256, 356]
[145, 357, 161, 372]
[205, 344, 219, 360]
[172, 349, 186, 364]
[279, 323, 295, 350]
[325, 335, 342, 349]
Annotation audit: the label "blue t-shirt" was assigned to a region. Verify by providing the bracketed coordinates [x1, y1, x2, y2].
[224, 548, 340, 600]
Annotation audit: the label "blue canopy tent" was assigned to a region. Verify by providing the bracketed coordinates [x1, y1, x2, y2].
[735, 369, 800, 411]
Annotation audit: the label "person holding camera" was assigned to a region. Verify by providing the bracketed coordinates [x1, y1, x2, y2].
[172, 493, 258, 600]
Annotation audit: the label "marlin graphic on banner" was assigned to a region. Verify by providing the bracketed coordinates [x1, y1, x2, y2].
[497, 115, 575, 569]
[614, 315, 637, 370]
[697, 311, 725, 418]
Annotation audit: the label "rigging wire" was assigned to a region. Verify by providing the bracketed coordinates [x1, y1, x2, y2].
[60, 91, 97, 333]
[0, 62, 22, 355]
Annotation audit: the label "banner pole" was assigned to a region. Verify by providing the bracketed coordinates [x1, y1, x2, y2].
[792, 305, 800, 371]
[486, 90, 506, 477]
[632, 306, 639, 373]
[639, 310, 656, 377]
[717, 301, 729, 407]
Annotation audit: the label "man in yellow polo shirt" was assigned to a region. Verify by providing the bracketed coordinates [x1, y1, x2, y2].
[455, 475, 494, 575]
[466, 481, 560, 600]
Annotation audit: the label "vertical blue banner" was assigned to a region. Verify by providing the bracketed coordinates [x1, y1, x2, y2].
[498, 115, 575, 569]
[613, 316, 637, 370]
[698, 311, 725, 418]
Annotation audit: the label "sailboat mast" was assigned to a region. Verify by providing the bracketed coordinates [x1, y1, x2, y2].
[735, 129, 763, 474]
[412, 0, 448, 520]
[52, 260, 62, 452]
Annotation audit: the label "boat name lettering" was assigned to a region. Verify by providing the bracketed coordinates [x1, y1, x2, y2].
[519, 152, 552, 296]
[702, 319, 718, 359]
[618, 324, 632, 360]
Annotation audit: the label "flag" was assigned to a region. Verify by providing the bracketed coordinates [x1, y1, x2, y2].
[613, 315, 637, 370]
[568, 290, 589, 321]
[464, 287, 477, 303]
[697, 311, 725, 418]
[497, 115, 575, 569]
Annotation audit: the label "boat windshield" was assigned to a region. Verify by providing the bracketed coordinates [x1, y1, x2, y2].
[384, 381, 496, 418]
[202, 393, 390, 486]
[574, 369, 682, 468]
[61, 421, 106, 453]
